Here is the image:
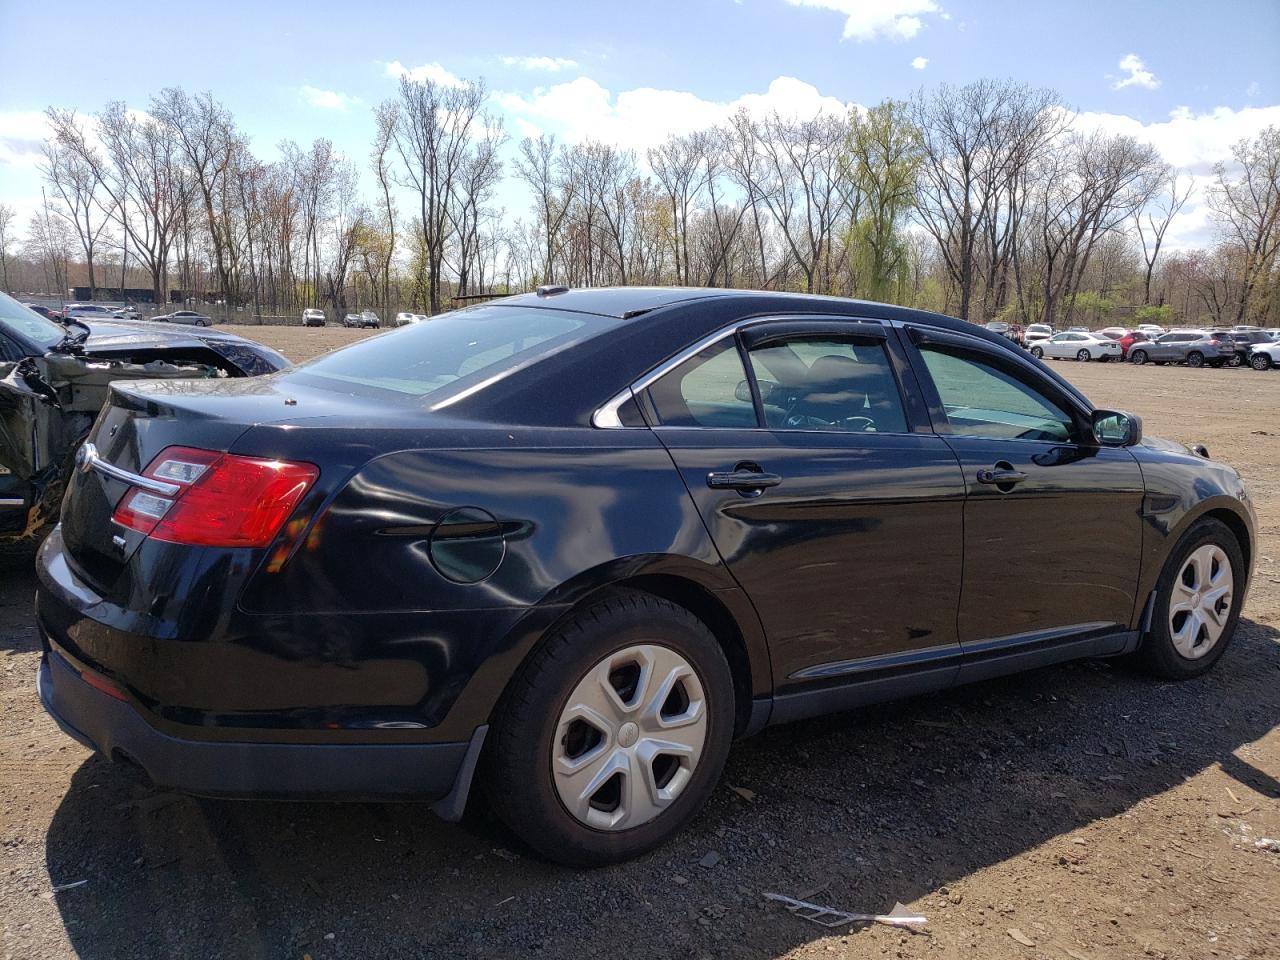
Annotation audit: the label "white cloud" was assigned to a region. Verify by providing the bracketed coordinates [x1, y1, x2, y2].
[1246, 80, 1261, 99]
[785, 0, 943, 41]
[1112, 53, 1160, 91]
[383, 60, 467, 88]
[0, 111, 52, 170]
[911, 56, 928, 70]
[300, 85, 361, 111]
[501, 55, 578, 72]
[497, 75, 854, 150]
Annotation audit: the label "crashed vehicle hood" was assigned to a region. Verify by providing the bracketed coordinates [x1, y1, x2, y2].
[76, 321, 289, 376]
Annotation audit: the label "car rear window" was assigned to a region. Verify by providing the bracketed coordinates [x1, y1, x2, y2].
[294, 303, 593, 401]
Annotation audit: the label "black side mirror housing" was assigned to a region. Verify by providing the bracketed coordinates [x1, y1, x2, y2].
[1092, 409, 1142, 447]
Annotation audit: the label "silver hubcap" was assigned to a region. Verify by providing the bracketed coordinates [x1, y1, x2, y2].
[552, 644, 707, 831]
[1169, 544, 1234, 659]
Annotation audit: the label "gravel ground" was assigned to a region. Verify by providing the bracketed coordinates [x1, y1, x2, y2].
[2, 325, 1277, 960]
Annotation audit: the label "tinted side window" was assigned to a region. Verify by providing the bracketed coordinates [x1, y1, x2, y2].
[648, 340, 756, 428]
[918, 345, 1076, 443]
[747, 337, 908, 433]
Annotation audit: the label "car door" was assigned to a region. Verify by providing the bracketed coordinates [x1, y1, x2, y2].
[1150, 332, 1187, 361]
[901, 325, 1146, 682]
[643, 318, 967, 720]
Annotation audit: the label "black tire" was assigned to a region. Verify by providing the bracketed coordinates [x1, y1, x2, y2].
[1030, 346, 1044, 359]
[1136, 518, 1245, 680]
[1186, 351, 1204, 368]
[1130, 349, 1148, 365]
[1251, 353, 1272, 370]
[1226, 353, 1243, 367]
[483, 589, 735, 866]
[1076, 348, 1091, 362]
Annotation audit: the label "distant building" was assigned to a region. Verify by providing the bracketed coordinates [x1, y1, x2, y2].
[69, 286, 157, 303]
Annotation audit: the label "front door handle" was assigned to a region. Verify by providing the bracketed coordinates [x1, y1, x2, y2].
[976, 467, 1029, 486]
[707, 469, 783, 492]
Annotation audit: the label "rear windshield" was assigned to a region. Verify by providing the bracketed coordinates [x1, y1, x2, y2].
[294, 304, 592, 400]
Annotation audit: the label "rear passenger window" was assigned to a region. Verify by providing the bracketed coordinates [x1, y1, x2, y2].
[747, 337, 908, 433]
[647, 340, 757, 428]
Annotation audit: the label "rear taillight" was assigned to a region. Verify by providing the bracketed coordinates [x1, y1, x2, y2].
[111, 445, 318, 548]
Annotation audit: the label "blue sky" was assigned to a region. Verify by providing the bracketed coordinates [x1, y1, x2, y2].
[2, 0, 1278, 246]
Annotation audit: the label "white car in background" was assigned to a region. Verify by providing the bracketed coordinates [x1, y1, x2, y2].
[394, 312, 422, 327]
[1248, 338, 1280, 370]
[1136, 323, 1166, 337]
[1030, 330, 1124, 362]
[1023, 323, 1053, 348]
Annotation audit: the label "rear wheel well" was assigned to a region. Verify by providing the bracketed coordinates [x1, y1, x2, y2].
[614, 575, 754, 737]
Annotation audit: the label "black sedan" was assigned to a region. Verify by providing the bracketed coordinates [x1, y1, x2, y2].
[150, 309, 215, 327]
[34, 287, 1256, 865]
[0, 292, 288, 541]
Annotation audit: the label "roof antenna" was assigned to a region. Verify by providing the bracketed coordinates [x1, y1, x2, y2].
[536, 284, 569, 297]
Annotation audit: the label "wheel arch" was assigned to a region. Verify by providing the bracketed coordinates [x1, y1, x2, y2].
[484, 559, 773, 740]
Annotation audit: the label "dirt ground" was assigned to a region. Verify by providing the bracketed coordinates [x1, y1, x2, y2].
[2, 324, 1277, 960]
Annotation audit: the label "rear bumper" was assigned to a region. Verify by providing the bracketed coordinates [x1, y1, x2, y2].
[37, 644, 485, 812]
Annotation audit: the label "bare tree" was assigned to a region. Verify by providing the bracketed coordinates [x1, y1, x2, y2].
[1208, 126, 1280, 325]
[1134, 171, 1192, 305]
[383, 74, 487, 313]
[40, 130, 115, 300]
[514, 134, 575, 286]
[0, 204, 15, 292]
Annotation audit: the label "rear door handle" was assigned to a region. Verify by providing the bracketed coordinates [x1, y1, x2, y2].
[707, 470, 783, 491]
[976, 467, 1029, 486]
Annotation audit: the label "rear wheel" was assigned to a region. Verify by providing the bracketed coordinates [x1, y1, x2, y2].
[1130, 349, 1148, 365]
[484, 590, 734, 866]
[1187, 351, 1205, 368]
[1252, 352, 1272, 370]
[1137, 518, 1244, 680]
[1076, 349, 1091, 362]
[1227, 353, 1243, 367]
[1030, 346, 1044, 359]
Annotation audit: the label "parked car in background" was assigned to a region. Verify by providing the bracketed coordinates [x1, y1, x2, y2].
[983, 321, 1023, 346]
[1215, 330, 1274, 367]
[1128, 330, 1234, 368]
[342, 314, 363, 328]
[360, 309, 381, 328]
[0, 291, 287, 542]
[151, 310, 215, 327]
[21, 303, 62, 322]
[1030, 330, 1123, 362]
[1023, 323, 1053, 349]
[394, 311, 423, 327]
[1247, 338, 1280, 370]
[1098, 328, 1151, 359]
[32, 287, 1255, 866]
[1136, 323, 1167, 337]
[62, 303, 126, 322]
[302, 309, 326, 328]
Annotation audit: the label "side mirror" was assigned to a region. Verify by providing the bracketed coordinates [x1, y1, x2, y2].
[1092, 409, 1142, 447]
[735, 379, 779, 404]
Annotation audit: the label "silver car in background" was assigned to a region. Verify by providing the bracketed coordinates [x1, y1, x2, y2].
[1029, 330, 1123, 362]
[1128, 330, 1235, 367]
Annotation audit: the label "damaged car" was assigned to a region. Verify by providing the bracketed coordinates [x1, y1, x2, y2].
[0, 292, 288, 541]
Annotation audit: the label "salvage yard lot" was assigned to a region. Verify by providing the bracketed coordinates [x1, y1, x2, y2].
[2, 324, 1277, 960]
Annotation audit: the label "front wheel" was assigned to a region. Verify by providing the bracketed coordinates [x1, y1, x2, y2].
[1030, 346, 1044, 359]
[1227, 353, 1243, 367]
[483, 590, 735, 866]
[1186, 351, 1205, 368]
[1252, 353, 1273, 370]
[1076, 349, 1091, 362]
[1136, 518, 1244, 680]
[1130, 349, 1148, 365]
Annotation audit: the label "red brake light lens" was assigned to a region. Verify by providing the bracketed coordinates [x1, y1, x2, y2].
[111, 446, 318, 548]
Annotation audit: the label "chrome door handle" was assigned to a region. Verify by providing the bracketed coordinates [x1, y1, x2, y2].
[976, 468, 1029, 486]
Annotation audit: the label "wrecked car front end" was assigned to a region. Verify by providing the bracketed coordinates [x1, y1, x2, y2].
[0, 296, 288, 541]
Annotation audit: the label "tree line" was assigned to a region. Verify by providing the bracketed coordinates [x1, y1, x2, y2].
[1, 75, 1277, 330]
